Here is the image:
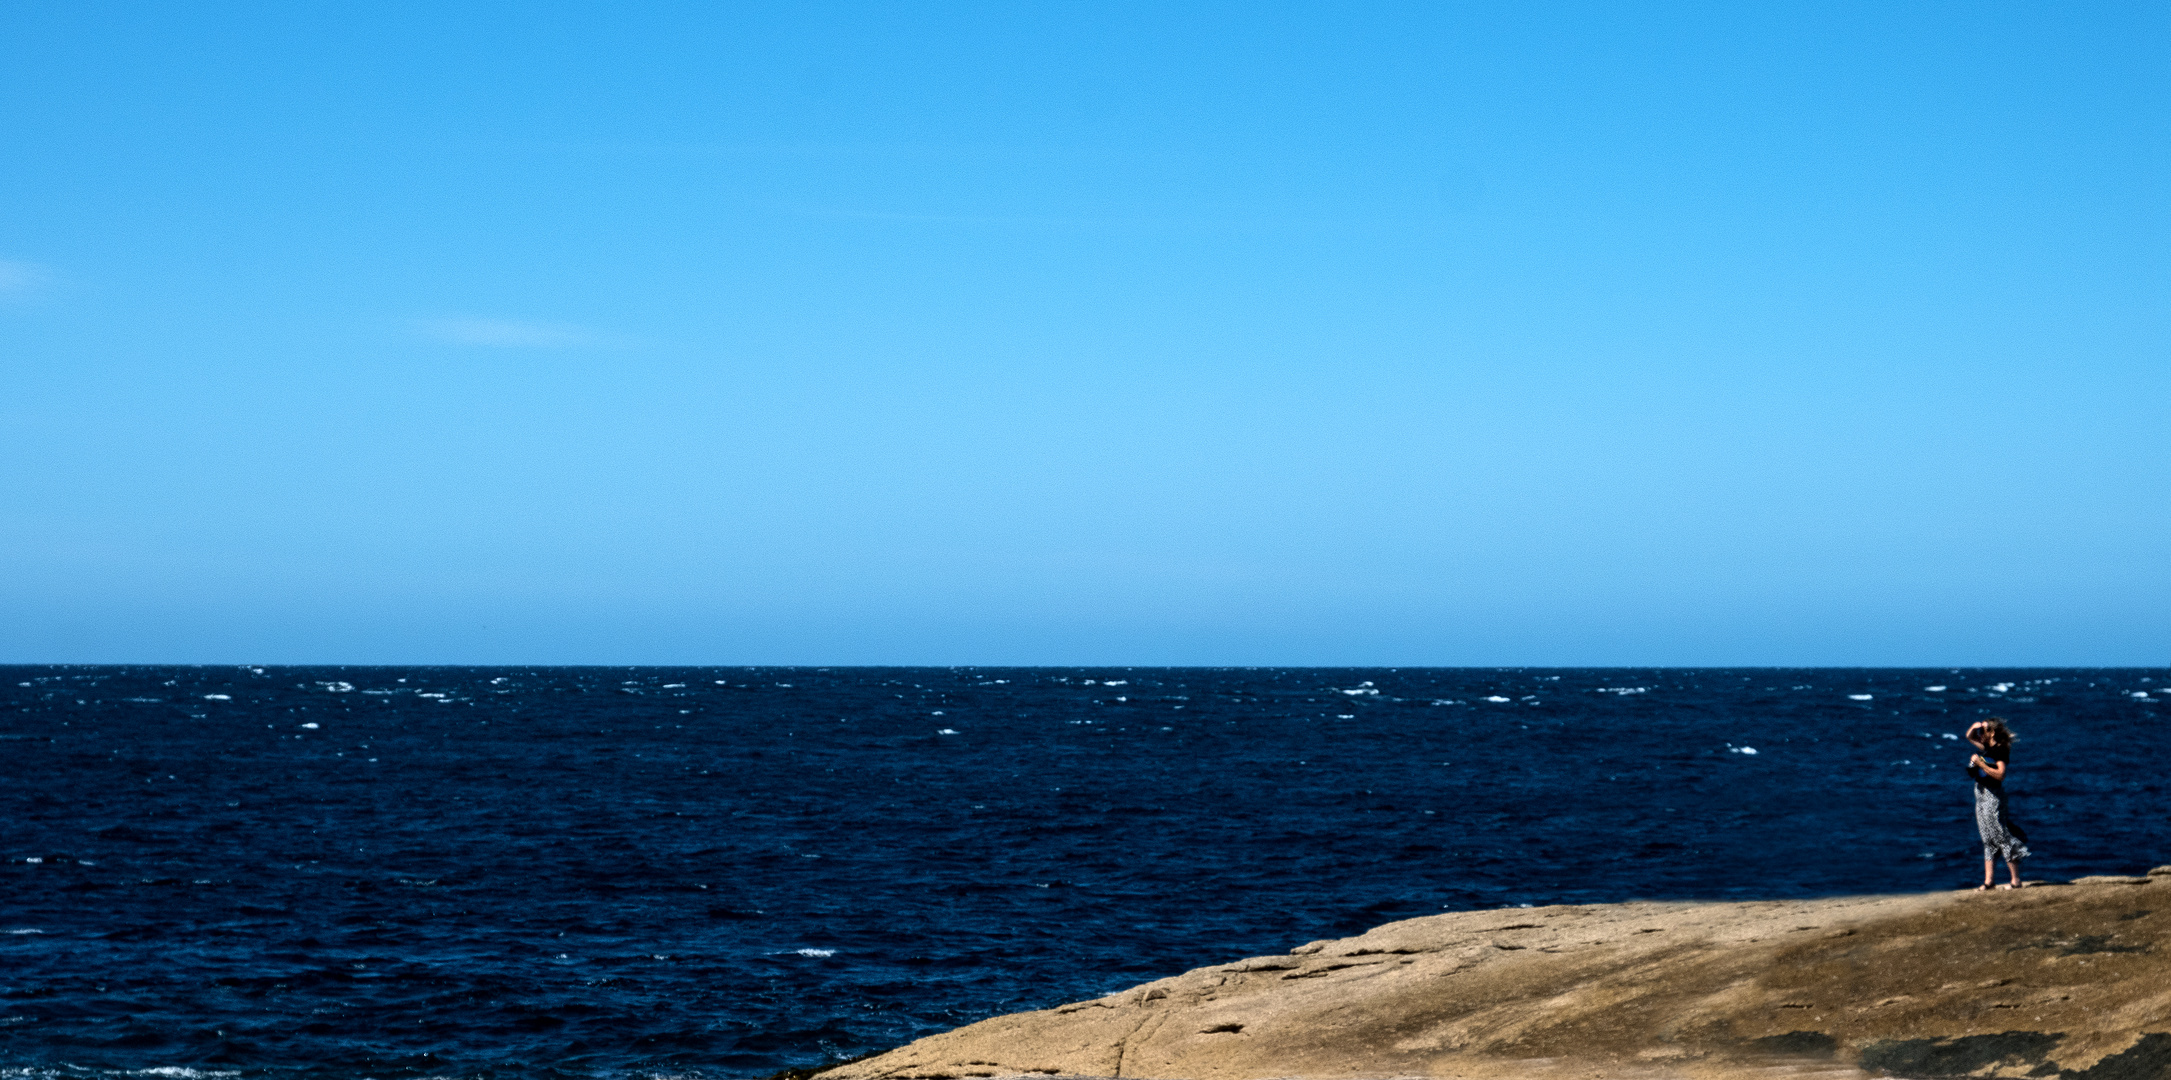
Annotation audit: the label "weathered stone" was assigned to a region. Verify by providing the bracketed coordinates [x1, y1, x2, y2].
[824, 875, 2171, 1080]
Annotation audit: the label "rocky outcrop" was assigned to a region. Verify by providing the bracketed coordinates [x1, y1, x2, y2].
[826, 868, 2171, 1080]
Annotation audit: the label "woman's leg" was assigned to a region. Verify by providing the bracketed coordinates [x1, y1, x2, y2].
[2006, 856, 2024, 888]
[1981, 853, 1995, 889]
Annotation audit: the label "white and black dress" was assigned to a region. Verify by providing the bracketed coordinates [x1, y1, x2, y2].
[1970, 745, 2030, 863]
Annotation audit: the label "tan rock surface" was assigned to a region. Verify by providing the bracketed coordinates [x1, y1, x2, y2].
[825, 875, 2171, 1080]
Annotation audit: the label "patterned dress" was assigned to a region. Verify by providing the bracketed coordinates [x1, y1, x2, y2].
[1971, 745, 2030, 863]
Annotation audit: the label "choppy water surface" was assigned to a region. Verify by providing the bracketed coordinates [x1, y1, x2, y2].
[3, 667, 2166, 1080]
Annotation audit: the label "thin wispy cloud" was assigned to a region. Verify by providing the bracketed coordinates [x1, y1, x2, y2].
[789, 206, 1424, 235]
[0, 259, 51, 301]
[472, 138, 1067, 162]
[414, 317, 614, 348]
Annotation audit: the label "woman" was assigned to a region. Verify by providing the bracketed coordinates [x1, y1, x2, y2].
[1966, 718, 2030, 890]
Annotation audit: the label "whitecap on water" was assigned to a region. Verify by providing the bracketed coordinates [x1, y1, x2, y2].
[793, 948, 836, 957]
[1925, 685, 1947, 692]
[202, 694, 230, 701]
[1483, 696, 1511, 703]
[937, 728, 959, 735]
[1848, 694, 1873, 701]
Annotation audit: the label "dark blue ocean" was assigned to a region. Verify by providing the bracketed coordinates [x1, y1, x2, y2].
[4, 667, 2166, 1080]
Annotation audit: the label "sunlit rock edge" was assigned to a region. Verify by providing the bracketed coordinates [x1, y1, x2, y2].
[819, 869, 2171, 1080]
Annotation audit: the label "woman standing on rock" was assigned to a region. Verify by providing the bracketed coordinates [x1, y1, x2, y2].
[1966, 718, 2030, 890]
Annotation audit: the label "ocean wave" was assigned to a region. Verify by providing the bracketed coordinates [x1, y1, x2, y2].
[3, 663, 2161, 1078]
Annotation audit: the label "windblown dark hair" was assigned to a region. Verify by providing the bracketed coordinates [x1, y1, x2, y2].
[1981, 717, 2015, 748]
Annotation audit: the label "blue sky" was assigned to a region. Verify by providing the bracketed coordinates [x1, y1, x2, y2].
[2, 2, 2165, 665]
